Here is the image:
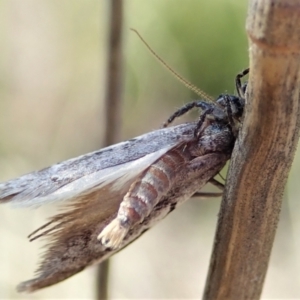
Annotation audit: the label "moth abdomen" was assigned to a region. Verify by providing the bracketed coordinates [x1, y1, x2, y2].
[98, 146, 193, 249]
[123, 149, 189, 218]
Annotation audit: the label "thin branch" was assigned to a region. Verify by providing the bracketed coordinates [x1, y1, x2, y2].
[96, 0, 123, 299]
[103, 0, 123, 146]
[204, 1, 300, 299]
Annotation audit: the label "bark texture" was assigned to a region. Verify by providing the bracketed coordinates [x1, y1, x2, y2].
[204, 1, 300, 299]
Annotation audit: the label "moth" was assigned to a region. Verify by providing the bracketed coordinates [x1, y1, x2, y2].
[0, 67, 248, 292]
[0, 26, 249, 291]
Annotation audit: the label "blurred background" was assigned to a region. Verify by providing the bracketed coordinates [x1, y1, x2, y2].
[0, 0, 299, 299]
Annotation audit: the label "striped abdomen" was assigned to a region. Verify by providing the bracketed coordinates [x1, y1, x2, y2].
[98, 145, 197, 249]
[120, 147, 193, 226]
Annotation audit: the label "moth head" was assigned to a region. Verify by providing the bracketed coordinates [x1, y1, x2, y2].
[216, 94, 245, 120]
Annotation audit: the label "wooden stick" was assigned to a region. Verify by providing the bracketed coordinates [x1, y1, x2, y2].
[96, 1, 123, 299]
[204, 1, 300, 299]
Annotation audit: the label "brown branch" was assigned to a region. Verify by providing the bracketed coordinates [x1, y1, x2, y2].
[96, 0, 123, 299]
[204, 1, 300, 299]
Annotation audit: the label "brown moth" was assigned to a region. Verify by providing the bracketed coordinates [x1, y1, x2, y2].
[0, 67, 249, 292]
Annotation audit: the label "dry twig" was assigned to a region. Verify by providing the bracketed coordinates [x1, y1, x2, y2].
[204, 1, 300, 299]
[96, 1, 123, 299]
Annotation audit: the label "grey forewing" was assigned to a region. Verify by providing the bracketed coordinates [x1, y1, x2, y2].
[0, 123, 196, 202]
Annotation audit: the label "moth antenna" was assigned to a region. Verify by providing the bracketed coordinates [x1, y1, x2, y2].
[130, 28, 214, 102]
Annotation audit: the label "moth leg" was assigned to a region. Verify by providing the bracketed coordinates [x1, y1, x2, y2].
[217, 172, 225, 182]
[223, 94, 235, 128]
[235, 68, 249, 99]
[191, 178, 224, 198]
[209, 178, 224, 191]
[162, 101, 213, 128]
[194, 106, 214, 137]
[191, 192, 223, 198]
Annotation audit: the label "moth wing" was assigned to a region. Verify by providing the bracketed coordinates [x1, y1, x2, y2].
[10, 147, 174, 293]
[0, 122, 195, 206]
[0, 123, 196, 293]
[0, 148, 171, 208]
[17, 180, 128, 293]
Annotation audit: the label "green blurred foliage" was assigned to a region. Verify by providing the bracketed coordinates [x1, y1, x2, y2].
[123, 0, 248, 136]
